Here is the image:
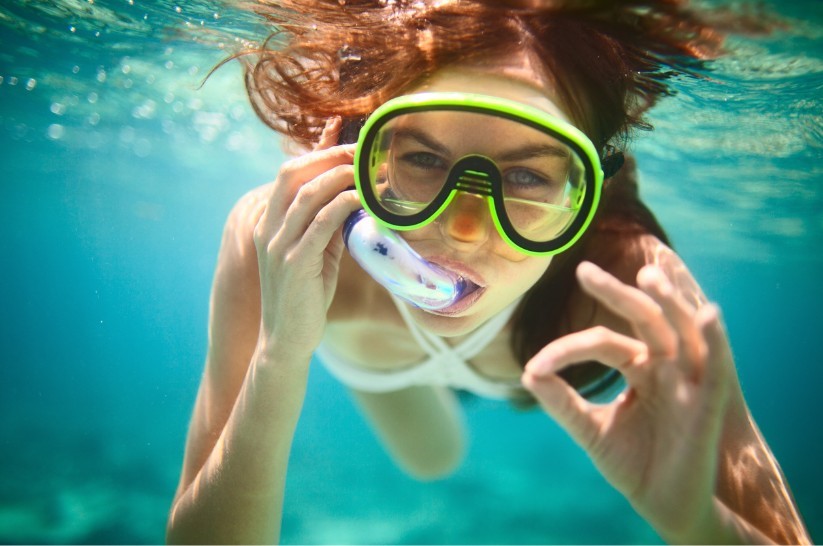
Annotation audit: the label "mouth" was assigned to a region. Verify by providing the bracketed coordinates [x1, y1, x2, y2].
[425, 257, 487, 316]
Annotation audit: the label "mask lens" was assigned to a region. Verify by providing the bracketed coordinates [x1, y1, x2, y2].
[499, 134, 587, 244]
[369, 113, 451, 217]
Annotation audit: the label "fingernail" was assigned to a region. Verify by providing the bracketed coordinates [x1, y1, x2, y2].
[577, 260, 601, 280]
[639, 265, 671, 295]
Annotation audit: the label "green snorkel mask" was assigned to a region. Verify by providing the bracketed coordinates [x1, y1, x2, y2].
[353, 92, 609, 256]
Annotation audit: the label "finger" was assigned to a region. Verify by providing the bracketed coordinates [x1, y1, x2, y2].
[696, 303, 732, 402]
[522, 369, 600, 447]
[577, 261, 678, 359]
[314, 117, 342, 151]
[295, 187, 362, 259]
[277, 164, 356, 244]
[266, 145, 356, 220]
[637, 265, 704, 379]
[524, 326, 648, 389]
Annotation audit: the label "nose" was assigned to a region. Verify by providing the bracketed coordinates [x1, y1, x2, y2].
[439, 192, 491, 246]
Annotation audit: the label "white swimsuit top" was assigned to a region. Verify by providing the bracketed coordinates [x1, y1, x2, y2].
[315, 297, 524, 400]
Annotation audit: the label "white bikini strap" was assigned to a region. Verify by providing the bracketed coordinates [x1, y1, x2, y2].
[391, 296, 521, 360]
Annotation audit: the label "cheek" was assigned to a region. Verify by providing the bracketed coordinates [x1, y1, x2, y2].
[488, 254, 552, 301]
[504, 256, 552, 290]
[491, 236, 528, 262]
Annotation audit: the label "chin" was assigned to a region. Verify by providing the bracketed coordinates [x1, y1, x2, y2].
[402, 307, 472, 337]
[407, 301, 500, 338]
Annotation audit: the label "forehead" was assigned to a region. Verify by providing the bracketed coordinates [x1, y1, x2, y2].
[403, 53, 570, 124]
[389, 110, 570, 157]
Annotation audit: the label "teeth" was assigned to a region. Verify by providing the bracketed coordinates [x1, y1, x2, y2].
[460, 278, 480, 296]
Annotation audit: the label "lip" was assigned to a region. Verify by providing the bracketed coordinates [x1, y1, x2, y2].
[423, 255, 488, 316]
[425, 255, 487, 288]
[427, 285, 486, 316]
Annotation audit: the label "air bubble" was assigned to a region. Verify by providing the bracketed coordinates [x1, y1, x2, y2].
[132, 99, 157, 119]
[25, 79, 36, 91]
[226, 132, 245, 152]
[50, 102, 66, 115]
[47, 124, 65, 140]
[88, 92, 98, 103]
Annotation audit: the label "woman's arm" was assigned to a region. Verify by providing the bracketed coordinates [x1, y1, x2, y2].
[167, 122, 362, 543]
[522, 237, 810, 544]
[645, 241, 810, 544]
[165, 188, 310, 543]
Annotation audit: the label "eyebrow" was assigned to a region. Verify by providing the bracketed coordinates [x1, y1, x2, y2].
[497, 143, 570, 162]
[392, 127, 569, 161]
[393, 128, 450, 156]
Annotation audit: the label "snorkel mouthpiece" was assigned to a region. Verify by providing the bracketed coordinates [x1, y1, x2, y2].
[343, 210, 468, 310]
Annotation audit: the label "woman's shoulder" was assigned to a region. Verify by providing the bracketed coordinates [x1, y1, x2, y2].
[215, 183, 272, 264]
[224, 183, 271, 238]
[208, 184, 273, 304]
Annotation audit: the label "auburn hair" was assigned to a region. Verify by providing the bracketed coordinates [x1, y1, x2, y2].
[233, 0, 761, 400]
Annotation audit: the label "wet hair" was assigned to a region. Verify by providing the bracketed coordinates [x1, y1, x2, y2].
[234, 0, 770, 400]
[237, 0, 743, 147]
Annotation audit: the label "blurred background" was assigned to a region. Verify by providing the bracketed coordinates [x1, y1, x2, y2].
[1, 0, 820, 543]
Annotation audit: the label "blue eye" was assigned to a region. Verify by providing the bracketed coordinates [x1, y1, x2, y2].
[504, 168, 550, 188]
[399, 152, 448, 170]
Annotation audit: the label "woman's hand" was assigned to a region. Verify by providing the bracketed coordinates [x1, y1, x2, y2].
[253, 119, 361, 361]
[522, 261, 736, 542]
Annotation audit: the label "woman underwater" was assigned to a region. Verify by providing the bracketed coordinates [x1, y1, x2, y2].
[167, 0, 811, 543]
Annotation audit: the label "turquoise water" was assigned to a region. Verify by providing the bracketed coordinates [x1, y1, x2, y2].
[0, 0, 821, 543]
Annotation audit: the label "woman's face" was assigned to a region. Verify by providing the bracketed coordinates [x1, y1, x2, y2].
[388, 56, 573, 337]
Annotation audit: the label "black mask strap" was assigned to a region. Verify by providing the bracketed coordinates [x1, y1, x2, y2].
[601, 145, 625, 179]
[337, 117, 367, 145]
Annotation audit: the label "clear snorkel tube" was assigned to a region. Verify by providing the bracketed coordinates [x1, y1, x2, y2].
[337, 120, 467, 311]
[343, 210, 468, 310]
